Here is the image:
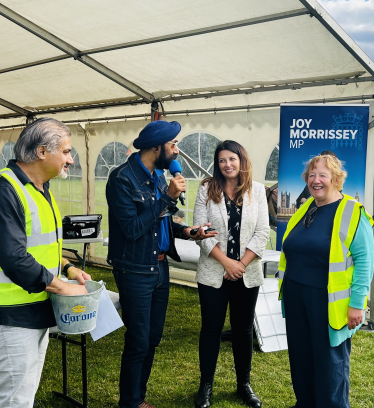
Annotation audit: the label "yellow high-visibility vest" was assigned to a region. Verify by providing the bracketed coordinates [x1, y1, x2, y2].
[0, 167, 62, 306]
[278, 194, 374, 330]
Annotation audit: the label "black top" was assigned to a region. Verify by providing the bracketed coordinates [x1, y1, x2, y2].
[283, 200, 340, 289]
[224, 193, 242, 261]
[0, 160, 56, 328]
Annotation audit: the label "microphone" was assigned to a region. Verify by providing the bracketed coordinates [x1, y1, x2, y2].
[169, 160, 185, 206]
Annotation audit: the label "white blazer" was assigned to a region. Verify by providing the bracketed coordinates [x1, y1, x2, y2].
[193, 181, 270, 289]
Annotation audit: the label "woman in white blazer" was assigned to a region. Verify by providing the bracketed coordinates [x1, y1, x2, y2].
[193, 141, 269, 408]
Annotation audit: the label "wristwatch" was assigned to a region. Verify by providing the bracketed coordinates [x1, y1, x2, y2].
[62, 263, 75, 276]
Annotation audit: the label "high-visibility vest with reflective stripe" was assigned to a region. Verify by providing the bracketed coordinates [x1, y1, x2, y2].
[0, 168, 62, 306]
[278, 194, 374, 330]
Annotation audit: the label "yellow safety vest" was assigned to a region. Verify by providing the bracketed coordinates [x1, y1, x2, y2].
[278, 194, 374, 330]
[0, 167, 62, 306]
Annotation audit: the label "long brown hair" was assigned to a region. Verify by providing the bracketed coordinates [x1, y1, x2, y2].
[202, 140, 252, 206]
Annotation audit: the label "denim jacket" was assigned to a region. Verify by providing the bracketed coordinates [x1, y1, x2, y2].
[106, 153, 187, 273]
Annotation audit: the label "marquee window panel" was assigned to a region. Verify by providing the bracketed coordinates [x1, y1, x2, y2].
[94, 142, 130, 258]
[49, 146, 83, 252]
[168, 132, 220, 225]
[0, 142, 15, 169]
[265, 144, 279, 183]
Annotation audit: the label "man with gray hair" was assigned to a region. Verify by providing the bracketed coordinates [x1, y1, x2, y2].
[0, 117, 91, 407]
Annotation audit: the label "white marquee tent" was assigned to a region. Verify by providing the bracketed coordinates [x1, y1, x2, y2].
[1, 0, 373, 120]
[0, 0, 373, 266]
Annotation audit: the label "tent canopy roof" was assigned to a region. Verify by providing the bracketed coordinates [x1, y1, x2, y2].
[0, 0, 373, 121]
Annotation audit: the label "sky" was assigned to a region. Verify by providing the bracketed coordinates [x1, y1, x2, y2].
[317, 0, 374, 61]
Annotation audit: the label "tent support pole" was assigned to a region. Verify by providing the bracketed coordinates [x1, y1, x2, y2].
[161, 76, 374, 102]
[178, 149, 212, 178]
[0, 97, 33, 117]
[151, 101, 159, 122]
[82, 9, 310, 56]
[82, 126, 91, 215]
[0, 77, 372, 120]
[1, 95, 373, 130]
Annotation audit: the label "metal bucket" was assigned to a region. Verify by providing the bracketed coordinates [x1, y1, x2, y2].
[50, 280, 104, 334]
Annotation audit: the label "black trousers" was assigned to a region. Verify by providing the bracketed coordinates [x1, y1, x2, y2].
[198, 279, 259, 385]
[283, 277, 351, 408]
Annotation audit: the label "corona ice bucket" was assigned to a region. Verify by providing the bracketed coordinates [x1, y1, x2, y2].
[50, 280, 104, 334]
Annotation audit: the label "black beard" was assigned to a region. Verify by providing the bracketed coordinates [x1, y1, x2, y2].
[154, 144, 178, 170]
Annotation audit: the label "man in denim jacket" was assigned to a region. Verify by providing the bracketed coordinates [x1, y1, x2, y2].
[106, 121, 217, 408]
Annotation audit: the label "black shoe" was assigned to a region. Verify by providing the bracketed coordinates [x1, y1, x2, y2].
[194, 383, 213, 408]
[237, 383, 261, 408]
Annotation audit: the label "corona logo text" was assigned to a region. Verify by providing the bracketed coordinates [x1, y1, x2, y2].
[60, 311, 97, 325]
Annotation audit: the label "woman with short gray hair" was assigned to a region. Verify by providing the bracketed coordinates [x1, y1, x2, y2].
[278, 154, 374, 408]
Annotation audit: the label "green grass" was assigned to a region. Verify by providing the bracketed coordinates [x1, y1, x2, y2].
[35, 265, 374, 408]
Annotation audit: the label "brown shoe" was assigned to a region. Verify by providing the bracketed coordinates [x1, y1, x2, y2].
[139, 401, 156, 408]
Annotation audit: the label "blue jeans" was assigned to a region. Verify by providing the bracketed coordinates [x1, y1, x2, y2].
[113, 259, 170, 408]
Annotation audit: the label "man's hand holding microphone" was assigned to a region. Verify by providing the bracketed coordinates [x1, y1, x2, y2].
[167, 160, 218, 241]
[168, 160, 186, 205]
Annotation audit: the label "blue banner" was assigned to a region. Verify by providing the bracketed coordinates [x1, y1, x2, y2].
[276, 104, 369, 250]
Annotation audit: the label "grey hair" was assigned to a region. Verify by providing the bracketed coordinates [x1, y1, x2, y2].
[14, 117, 71, 164]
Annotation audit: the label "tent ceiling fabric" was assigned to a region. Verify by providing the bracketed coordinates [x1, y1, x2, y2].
[1, 0, 304, 50]
[0, 59, 136, 108]
[0, 0, 373, 119]
[93, 15, 366, 98]
[0, 16, 64, 70]
[0, 105, 16, 115]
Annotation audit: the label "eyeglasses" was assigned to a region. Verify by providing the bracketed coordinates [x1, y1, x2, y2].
[303, 207, 317, 228]
[166, 141, 179, 148]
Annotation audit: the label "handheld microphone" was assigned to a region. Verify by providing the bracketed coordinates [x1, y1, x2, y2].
[169, 160, 185, 206]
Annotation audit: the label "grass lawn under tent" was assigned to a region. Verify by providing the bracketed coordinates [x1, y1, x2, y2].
[36, 264, 374, 408]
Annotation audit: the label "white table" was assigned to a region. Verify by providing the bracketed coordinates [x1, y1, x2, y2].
[261, 249, 281, 277]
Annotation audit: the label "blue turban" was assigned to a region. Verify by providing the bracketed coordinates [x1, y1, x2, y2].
[133, 121, 181, 149]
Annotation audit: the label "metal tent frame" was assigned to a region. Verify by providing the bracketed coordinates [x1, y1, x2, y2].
[0, 0, 373, 123]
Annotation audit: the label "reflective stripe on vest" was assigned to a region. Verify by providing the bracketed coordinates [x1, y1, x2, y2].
[27, 229, 63, 247]
[326, 196, 369, 329]
[0, 168, 62, 306]
[0, 266, 60, 284]
[278, 194, 374, 330]
[328, 288, 351, 303]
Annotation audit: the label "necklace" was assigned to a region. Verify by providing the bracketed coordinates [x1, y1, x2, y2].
[303, 207, 317, 228]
